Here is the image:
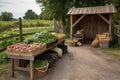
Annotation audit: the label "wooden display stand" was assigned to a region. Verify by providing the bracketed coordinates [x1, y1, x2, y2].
[7, 39, 65, 80]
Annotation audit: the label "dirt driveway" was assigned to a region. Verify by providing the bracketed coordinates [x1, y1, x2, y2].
[9, 45, 120, 80]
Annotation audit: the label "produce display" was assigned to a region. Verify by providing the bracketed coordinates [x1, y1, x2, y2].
[53, 33, 66, 43]
[7, 31, 66, 55]
[23, 31, 57, 44]
[7, 43, 46, 55]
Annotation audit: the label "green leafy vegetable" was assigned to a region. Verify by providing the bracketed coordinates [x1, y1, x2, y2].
[27, 60, 47, 68]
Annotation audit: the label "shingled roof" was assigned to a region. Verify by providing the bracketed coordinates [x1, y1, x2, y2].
[67, 5, 116, 15]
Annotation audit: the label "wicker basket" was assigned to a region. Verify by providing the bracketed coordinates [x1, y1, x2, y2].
[68, 39, 78, 46]
[34, 62, 49, 78]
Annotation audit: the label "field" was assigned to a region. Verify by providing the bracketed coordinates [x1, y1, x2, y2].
[0, 19, 53, 29]
[103, 44, 120, 61]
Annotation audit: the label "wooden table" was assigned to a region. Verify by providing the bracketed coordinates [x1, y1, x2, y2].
[7, 39, 65, 80]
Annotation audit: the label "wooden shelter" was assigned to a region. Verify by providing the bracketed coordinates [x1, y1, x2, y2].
[67, 5, 116, 42]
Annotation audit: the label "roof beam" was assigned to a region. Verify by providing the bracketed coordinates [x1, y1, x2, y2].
[97, 14, 110, 24]
[72, 14, 86, 27]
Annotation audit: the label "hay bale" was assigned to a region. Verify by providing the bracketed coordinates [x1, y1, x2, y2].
[91, 39, 99, 47]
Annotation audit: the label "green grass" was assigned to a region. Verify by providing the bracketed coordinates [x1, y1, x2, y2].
[0, 27, 53, 37]
[0, 51, 10, 78]
[0, 20, 53, 29]
[0, 27, 54, 48]
[23, 19, 53, 27]
[103, 44, 120, 61]
[0, 63, 10, 78]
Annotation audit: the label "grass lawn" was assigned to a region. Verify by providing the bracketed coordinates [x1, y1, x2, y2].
[103, 45, 120, 61]
[0, 63, 10, 78]
[0, 19, 53, 29]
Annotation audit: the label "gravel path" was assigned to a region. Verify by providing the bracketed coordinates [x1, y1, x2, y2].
[10, 45, 120, 80]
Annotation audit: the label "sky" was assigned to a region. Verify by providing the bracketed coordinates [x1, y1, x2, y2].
[0, 0, 41, 18]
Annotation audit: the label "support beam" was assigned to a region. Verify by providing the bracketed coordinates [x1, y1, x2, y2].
[97, 14, 110, 24]
[70, 15, 73, 39]
[109, 14, 112, 36]
[72, 14, 86, 27]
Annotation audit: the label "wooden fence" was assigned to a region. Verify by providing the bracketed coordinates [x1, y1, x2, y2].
[0, 18, 58, 52]
[0, 18, 35, 52]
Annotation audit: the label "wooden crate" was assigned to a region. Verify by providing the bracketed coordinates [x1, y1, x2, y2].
[99, 40, 109, 48]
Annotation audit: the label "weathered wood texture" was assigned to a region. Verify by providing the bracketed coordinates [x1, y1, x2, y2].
[67, 5, 116, 15]
[73, 14, 110, 40]
[53, 19, 60, 33]
[19, 18, 23, 42]
[67, 5, 116, 41]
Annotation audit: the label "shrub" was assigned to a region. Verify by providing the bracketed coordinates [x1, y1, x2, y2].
[0, 51, 9, 64]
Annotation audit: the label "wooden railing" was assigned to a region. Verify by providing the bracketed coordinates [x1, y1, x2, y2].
[0, 18, 35, 52]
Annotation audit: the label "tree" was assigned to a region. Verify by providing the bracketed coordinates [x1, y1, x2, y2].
[36, 0, 72, 33]
[1, 12, 13, 21]
[36, 0, 117, 33]
[0, 15, 1, 20]
[111, 0, 120, 22]
[39, 9, 54, 20]
[23, 9, 38, 19]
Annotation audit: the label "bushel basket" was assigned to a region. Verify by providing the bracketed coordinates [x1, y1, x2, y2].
[34, 62, 49, 78]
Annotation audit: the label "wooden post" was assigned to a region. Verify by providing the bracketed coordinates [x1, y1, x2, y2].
[72, 14, 86, 27]
[53, 18, 60, 33]
[19, 17, 23, 42]
[11, 59, 15, 77]
[97, 14, 109, 24]
[30, 60, 34, 80]
[70, 15, 73, 39]
[109, 14, 112, 36]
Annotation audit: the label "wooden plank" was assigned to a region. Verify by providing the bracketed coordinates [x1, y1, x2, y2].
[72, 14, 86, 27]
[78, 8, 82, 14]
[83, 7, 87, 14]
[30, 60, 34, 80]
[71, 8, 75, 15]
[8, 55, 34, 60]
[87, 7, 91, 14]
[15, 67, 30, 72]
[79, 8, 83, 14]
[11, 59, 15, 77]
[97, 14, 110, 24]
[75, 8, 79, 15]
[70, 15, 73, 39]
[109, 14, 112, 36]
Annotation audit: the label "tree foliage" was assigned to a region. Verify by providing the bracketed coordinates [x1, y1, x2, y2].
[111, 0, 120, 21]
[1, 12, 13, 21]
[23, 9, 38, 20]
[36, 0, 109, 32]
